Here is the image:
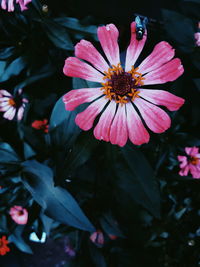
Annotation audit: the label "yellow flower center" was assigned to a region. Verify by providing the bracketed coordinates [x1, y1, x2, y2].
[101, 63, 145, 105]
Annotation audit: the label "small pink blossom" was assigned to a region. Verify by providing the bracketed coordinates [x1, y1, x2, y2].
[1, 0, 31, 11]
[178, 147, 200, 179]
[63, 21, 185, 147]
[9, 206, 28, 225]
[90, 230, 104, 246]
[0, 89, 28, 121]
[194, 32, 200, 47]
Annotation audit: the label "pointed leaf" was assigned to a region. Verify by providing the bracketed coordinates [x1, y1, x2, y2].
[22, 160, 95, 232]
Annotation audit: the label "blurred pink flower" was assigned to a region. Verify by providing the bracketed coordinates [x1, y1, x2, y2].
[90, 230, 104, 246]
[63, 21, 185, 147]
[1, 0, 31, 11]
[178, 147, 200, 179]
[194, 32, 200, 47]
[9, 206, 28, 225]
[0, 89, 28, 121]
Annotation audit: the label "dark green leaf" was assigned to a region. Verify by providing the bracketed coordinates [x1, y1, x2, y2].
[0, 142, 19, 163]
[42, 19, 73, 50]
[54, 17, 98, 41]
[0, 57, 27, 82]
[0, 47, 15, 60]
[9, 226, 33, 254]
[115, 145, 160, 218]
[22, 160, 95, 232]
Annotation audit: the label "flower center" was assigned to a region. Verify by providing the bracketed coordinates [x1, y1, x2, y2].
[189, 156, 199, 165]
[110, 72, 134, 96]
[17, 210, 24, 216]
[8, 98, 16, 107]
[101, 64, 145, 105]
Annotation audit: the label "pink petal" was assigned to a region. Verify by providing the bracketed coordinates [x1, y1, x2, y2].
[179, 165, 189, 176]
[17, 106, 24, 120]
[134, 98, 171, 133]
[139, 89, 185, 111]
[75, 97, 108, 131]
[63, 57, 104, 83]
[90, 232, 98, 243]
[143, 58, 184, 85]
[94, 100, 117, 142]
[97, 24, 120, 66]
[22, 98, 29, 103]
[0, 90, 12, 97]
[177, 155, 188, 168]
[125, 22, 147, 72]
[1, 0, 7, 9]
[3, 107, 16, 120]
[138, 41, 175, 74]
[75, 40, 110, 73]
[126, 102, 150, 145]
[194, 32, 200, 46]
[8, 0, 14, 11]
[109, 104, 128, 147]
[0, 103, 10, 112]
[63, 88, 103, 111]
[185, 147, 199, 157]
[0, 97, 11, 104]
[189, 164, 200, 179]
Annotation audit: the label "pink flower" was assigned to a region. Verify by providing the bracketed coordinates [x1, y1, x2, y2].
[63, 22, 185, 147]
[32, 119, 49, 133]
[1, 0, 31, 12]
[9, 206, 28, 225]
[90, 230, 104, 246]
[194, 32, 200, 47]
[0, 89, 28, 121]
[178, 147, 200, 179]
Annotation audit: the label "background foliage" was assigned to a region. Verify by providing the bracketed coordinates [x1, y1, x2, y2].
[0, 0, 200, 266]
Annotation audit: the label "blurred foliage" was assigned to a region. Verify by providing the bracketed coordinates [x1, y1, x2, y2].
[0, 0, 200, 266]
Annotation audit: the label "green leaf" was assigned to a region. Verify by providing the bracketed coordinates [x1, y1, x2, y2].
[0, 47, 15, 60]
[54, 17, 98, 41]
[100, 213, 124, 238]
[9, 226, 33, 254]
[115, 144, 160, 218]
[65, 132, 99, 177]
[22, 160, 95, 232]
[0, 142, 19, 162]
[0, 57, 27, 82]
[42, 18, 73, 50]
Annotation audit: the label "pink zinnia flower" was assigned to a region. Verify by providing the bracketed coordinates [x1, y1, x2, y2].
[9, 205, 28, 225]
[0, 89, 28, 121]
[90, 230, 104, 246]
[178, 147, 200, 179]
[63, 22, 185, 147]
[1, 0, 31, 11]
[32, 119, 49, 133]
[194, 32, 200, 47]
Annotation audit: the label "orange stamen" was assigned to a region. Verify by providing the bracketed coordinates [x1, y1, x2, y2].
[8, 98, 16, 107]
[101, 64, 141, 106]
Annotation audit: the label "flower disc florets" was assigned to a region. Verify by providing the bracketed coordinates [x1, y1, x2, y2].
[101, 64, 144, 104]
